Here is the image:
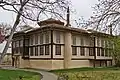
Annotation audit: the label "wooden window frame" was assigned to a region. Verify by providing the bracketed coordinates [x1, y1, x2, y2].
[35, 46, 38, 56]
[30, 47, 34, 56]
[97, 48, 100, 56]
[72, 46, 77, 55]
[40, 34, 43, 44]
[45, 45, 49, 55]
[101, 48, 105, 56]
[30, 35, 33, 45]
[45, 32, 49, 43]
[89, 47, 94, 56]
[81, 37, 84, 46]
[56, 31, 60, 43]
[80, 47, 85, 56]
[90, 37, 94, 47]
[55, 45, 61, 55]
[35, 34, 38, 44]
[72, 35, 76, 45]
[40, 46, 44, 55]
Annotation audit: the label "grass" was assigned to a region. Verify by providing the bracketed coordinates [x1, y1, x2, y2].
[50, 67, 120, 80]
[0, 69, 40, 80]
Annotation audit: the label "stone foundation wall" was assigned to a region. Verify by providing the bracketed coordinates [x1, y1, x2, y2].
[20, 59, 113, 70]
[70, 60, 90, 68]
[52, 60, 64, 69]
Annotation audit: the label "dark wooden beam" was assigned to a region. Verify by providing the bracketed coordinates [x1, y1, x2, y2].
[93, 36, 96, 68]
[11, 41, 14, 66]
[51, 30, 53, 59]
[23, 35, 25, 57]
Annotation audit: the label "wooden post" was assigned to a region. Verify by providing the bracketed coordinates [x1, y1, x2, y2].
[93, 36, 96, 68]
[51, 30, 53, 59]
[64, 32, 72, 69]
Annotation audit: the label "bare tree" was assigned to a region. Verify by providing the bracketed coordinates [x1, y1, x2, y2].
[0, 0, 70, 64]
[75, 0, 120, 34]
[0, 23, 12, 36]
[86, 0, 120, 66]
[90, 0, 120, 33]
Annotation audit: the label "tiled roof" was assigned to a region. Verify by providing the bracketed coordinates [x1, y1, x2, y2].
[14, 19, 111, 36]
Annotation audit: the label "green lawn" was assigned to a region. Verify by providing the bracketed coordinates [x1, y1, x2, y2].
[0, 69, 40, 80]
[50, 67, 120, 80]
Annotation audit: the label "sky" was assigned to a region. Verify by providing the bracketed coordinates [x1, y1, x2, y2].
[0, 0, 98, 26]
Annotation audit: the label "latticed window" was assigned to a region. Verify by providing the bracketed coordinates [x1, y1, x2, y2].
[55, 45, 61, 55]
[20, 47, 23, 54]
[80, 47, 85, 56]
[45, 45, 49, 55]
[35, 47, 38, 56]
[19, 40, 23, 54]
[40, 33, 43, 44]
[97, 37, 100, 47]
[72, 35, 76, 45]
[30, 47, 34, 56]
[30, 35, 33, 45]
[16, 41, 19, 47]
[45, 32, 49, 43]
[101, 39, 105, 47]
[97, 48, 100, 56]
[24, 46, 29, 56]
[15, 41, 20, 54]
[81, 37, 84, 46]
[72, 47, 77, 55]
[90, 37, 94, 47]
[35, 34, 38, 44]
[56, 31, 60, 43]
[40, 46, 44, 55]
[20, 40, 23, 47]
[101, 48, 105, 56]
[89, 48, 94, 56]
[25, 39, 29, 46]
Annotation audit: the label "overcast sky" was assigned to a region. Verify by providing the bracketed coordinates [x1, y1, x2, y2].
[0, 0, 98, 26]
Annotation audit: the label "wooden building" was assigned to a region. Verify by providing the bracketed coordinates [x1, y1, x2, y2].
[12, 18, 113, 70]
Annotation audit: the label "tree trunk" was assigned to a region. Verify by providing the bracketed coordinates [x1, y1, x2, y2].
[0, 10, 22, 65]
